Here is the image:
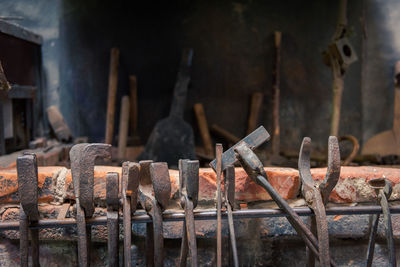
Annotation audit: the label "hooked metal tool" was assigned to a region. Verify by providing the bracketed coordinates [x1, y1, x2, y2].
[70, 143, 112, 267]
[178, 159, 199, 267]
[299, 136, 341, 267]
[366, 178, 396, 267]
[218, 126, 337, 266]
[223, 165, 238, 267]
[106, 172, 119, 267]
[139, 160, 171, 267]
[17, 153, 40, 267]
[121, 162, 140, 267]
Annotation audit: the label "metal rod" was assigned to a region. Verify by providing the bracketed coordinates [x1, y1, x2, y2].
[0, 205, 399, 230]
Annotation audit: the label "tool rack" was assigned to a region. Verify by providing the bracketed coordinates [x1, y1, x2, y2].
[5, 126, 399, 267]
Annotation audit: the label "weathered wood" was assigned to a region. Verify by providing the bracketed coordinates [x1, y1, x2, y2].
[247, 92, 263, 135]
[362, 61, 400, 156]
[0, 20, 42, 45]
[118, 96, 130, 159]
[46, 105, 72, 142]
[105, 48, 120, 145]
[194, 103, 213, 157]
[210, 124, 240, 144]
[129, 75, 138, 137]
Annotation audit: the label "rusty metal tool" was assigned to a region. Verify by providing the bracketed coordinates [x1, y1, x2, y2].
[121, 161, 140, 267]
[215, 144, 222, 267]
[212, 126, 336, 266]
[223, 165, 238, 267]
[139, 49, 196, 166]
[106, 172, 119, 267]
[366, 178, 396, 267]
[70, 143, 112, 267]
[139, 160, 171, 267]
[299, 137, 341, 267]
[234, 143, 337, 267]
[210, 126, 270, 171]
[178, 159, 199, 267]
[17, 153, 40, 267]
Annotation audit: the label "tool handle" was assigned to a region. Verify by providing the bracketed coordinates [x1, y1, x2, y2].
[210, 124, 240, 144]
[247, 92, 264, 135]
[274, 31, 281, 48]
[393, 61, 400, 133]
[129, 75, 138, 136]
[118, 96, 130, 159]
[194, 103, 213, 157]
[272, 32, 281, 155]
[169, 49, 193, 118]
[105, 48, 120, 144]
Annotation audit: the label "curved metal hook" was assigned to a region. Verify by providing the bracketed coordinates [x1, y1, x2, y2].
[320, 136, 341, 204]
[299, 137, 314, 195]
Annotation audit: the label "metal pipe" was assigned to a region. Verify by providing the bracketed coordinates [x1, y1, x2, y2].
[0, 205, 398, 230]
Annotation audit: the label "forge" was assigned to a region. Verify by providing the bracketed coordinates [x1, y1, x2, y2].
[0, 0, 400, 266]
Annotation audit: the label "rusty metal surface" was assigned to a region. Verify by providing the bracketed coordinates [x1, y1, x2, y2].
[209, 126, 270, 171]
[121, 161, 140, 267]
[0, 205, 399, 230]
[215, 144, 222, 267]
[224, 165, 238, 267]
[366, 178, 396, 267]
[106, 172, 119, 267]
[299, 136, 340, 267]
[17, 153, 40, 267]
[138, 160, 171, 267]
[70, 143, 111, 217]
[70, 143, 111, 267]
[150, 162, 171, 210]
[179, 159, 199, 267]
[234, 142, 337, 267]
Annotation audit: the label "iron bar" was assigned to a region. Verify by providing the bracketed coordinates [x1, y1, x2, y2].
[0, 205, 398, 230]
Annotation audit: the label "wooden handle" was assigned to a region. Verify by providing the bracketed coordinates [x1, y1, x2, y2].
[105, 48, 120, 144]
[210, 124, 240, 144]
[194, 103, 213, 156]
[247, 92, 264, 135]
[129, 75, 138, 136]
[274, 31, 281, 48]
[394, 61, 400, 132]
[118, 96, 130, 159]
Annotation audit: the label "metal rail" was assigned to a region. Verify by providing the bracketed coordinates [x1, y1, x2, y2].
[0, 205, 399, 230]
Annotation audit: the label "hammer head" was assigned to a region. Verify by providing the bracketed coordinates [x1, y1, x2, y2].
[209, 126, 270, 171]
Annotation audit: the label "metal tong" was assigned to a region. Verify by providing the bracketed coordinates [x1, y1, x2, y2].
[178, 159, 199, 267]
[223, 165, 238, 267]
[299, 137, 341, 267]
[70, 143, 112, 267]
[106, 172, 119, 267]
[210, 126, 338, 267]
[366, 178, 396, 267]
[17, 153, 40, 267]
[121, 162, 140, 267]
[138, 160, 171, 267]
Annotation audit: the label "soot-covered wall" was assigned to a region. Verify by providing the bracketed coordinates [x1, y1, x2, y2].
[60, 0, 365, 153]
[4, 0, 400, 154]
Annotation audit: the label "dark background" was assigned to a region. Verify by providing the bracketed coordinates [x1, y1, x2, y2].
[2, 0, 399, 154]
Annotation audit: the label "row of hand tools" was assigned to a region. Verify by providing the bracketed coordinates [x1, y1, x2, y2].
[16, 126, 396, 267]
